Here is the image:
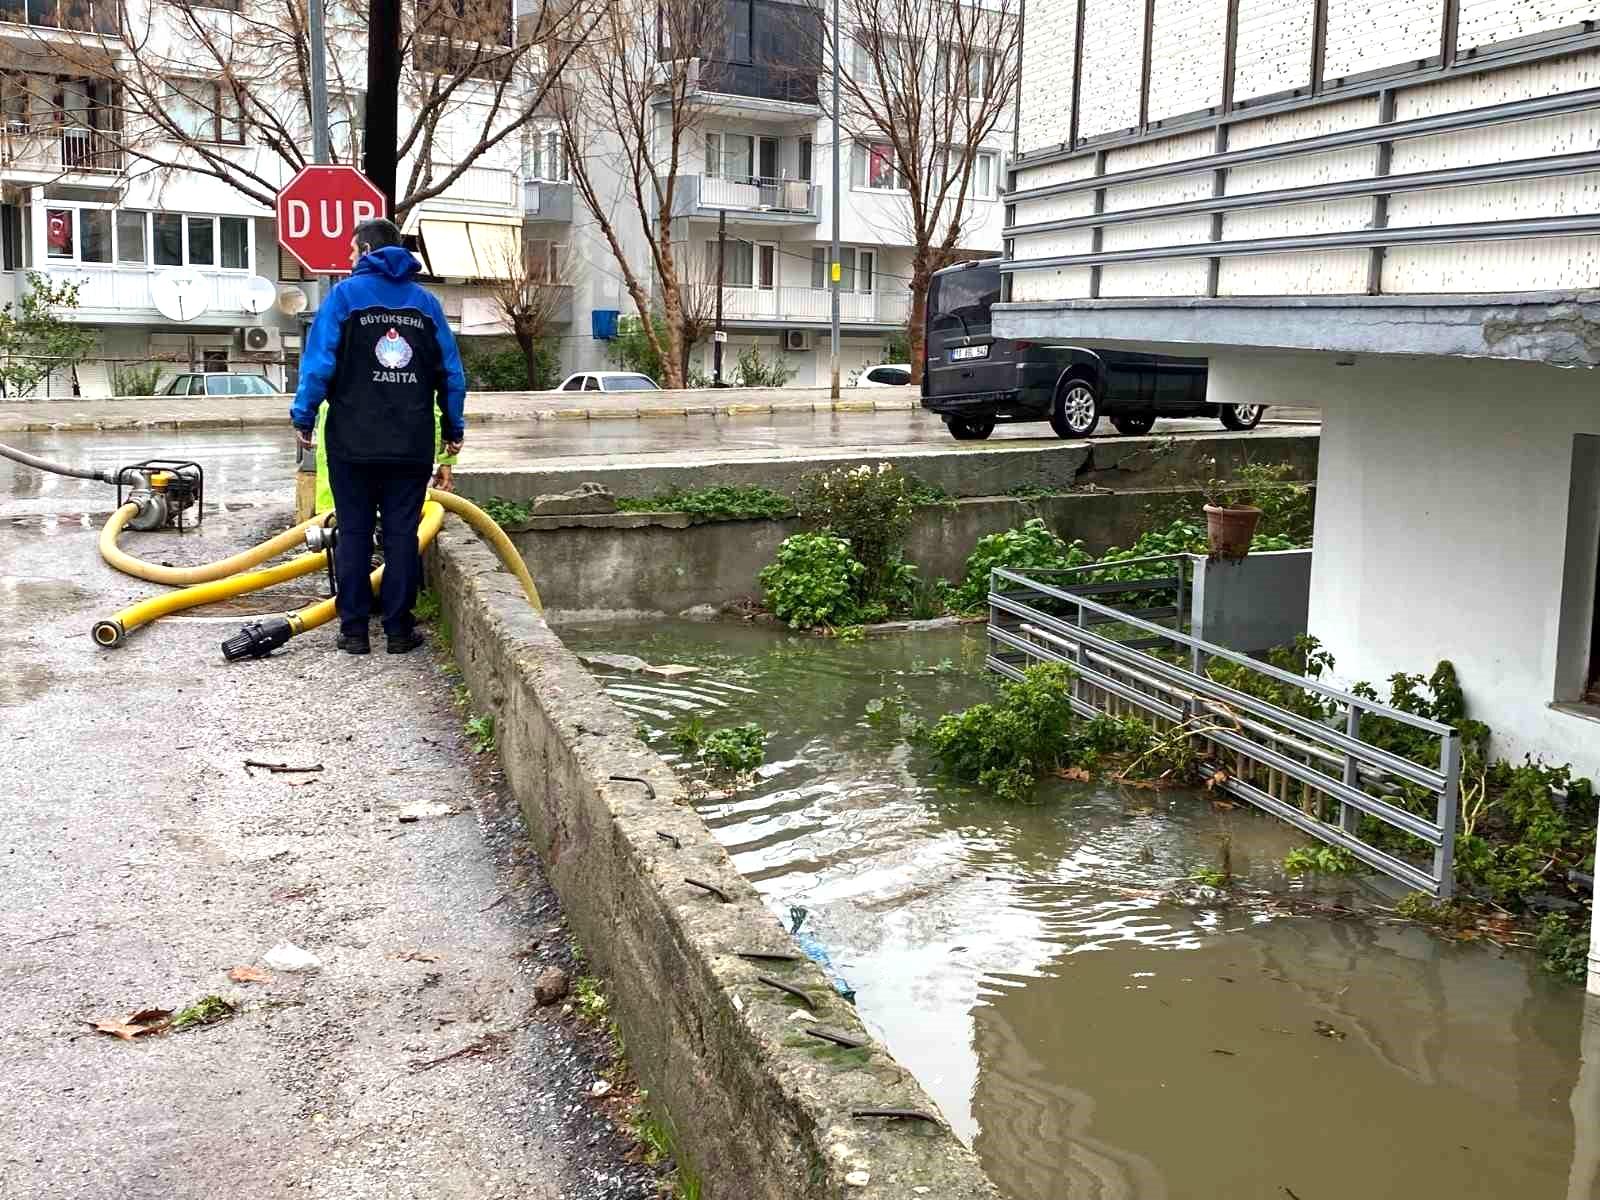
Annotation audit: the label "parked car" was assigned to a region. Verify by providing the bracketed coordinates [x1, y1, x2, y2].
[162, 372, 281, 397]
[556, 371, 661, 393]
[920, 260, 1263, 440]
[856, 363, 912, 387]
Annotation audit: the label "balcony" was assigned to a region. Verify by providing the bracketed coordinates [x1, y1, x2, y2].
[719, 285, 910, 327]
[670, 174, 818, 224]
[0, 0, 118, 36]
[1, 124, 122, 176]
[697, 59, 818, 107]
[27, 265, 258, 324]
[523, 179, 573, 223]
[421, 163, 520, 215]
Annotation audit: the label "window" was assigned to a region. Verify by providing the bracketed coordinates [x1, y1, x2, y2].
[561, 375, 584, 391]
[202, 350, 229, 372]
[757, 244, 775, 290]
[220, 216, 248, 269]
[851, 140, 903, 191]
[706, 238, 753, 287]
[582, 375, 601, 391]
[811, 246, 875, 292]
[165, 79, 242, 144]
[80, 208, 111, 263]
[45, 208, 72, 258]
[603, 374, 658, 392]
[705, 131, 753, 179]
[724, 0, 751, 61]
[531, 129, 566, 181]
[798, 137, 812, 182]
[0, 204, 20, 271]
[187, 215, 215, 266]
[937, 44, 997, 97]
[117, 211, 146, 264]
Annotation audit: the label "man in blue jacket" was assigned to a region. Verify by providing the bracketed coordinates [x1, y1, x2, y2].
[290, 218, 466, 656]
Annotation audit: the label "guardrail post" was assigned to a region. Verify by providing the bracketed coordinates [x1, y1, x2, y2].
[1434, 730, 1462, 900]
[1339, 700, 1362, 834]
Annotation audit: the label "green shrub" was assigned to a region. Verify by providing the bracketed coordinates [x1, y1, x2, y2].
[1283, 844, 1359, 875]
[733, 344, 798, 387]
[758, 533, 864, 629]
[794, 463, 919, 611]
[460, 338, 560, 391]
[607, 315, 668, 383]
[700, 723, 768, 776]
[113, 362, 167, 396]
[1536, 912, 1589, 983]
[927, 663, 1078, 802]
[952, 519, 1092, 612]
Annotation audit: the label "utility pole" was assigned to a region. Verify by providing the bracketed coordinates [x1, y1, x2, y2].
[363, 0, 402, 217]
[714, 209, 727, 386]
[308, 0, 331, 166]
[829, 0, 841, 400]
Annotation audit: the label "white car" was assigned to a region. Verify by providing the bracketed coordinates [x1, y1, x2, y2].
[855, 363, 912, 387]
[556, 371, 661, 393]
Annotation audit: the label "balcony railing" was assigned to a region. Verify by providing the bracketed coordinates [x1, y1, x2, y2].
[428, 163, 519, 209]
[0, 0, 119, 34]
[523, 178, 574, 222]
[28, 265, 256, 317]
[701, 174, 817, 215]
[1, 124, 122, 173]
[718, 285, 910, 325]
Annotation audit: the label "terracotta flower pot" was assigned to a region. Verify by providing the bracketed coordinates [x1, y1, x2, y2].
[1204, 504, 1262, 560]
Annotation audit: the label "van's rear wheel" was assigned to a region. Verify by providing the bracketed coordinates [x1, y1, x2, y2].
[1219, 403, 1264, 431]
[947, 417, 995, 441]
[1111, 413, 1156, 436]
[1050, 378, 1100, 438]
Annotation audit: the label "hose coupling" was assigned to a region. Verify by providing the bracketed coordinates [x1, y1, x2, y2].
[91, 619, 125, 647]
[305, 524, 338, 552]
[222, 617, 293, 662]
[125, 489, 171, 532]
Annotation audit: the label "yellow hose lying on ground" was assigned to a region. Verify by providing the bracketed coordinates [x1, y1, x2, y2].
[99, 503, 325, 586]
[91, 549, 329, 647]
[92, 491, 538, 653]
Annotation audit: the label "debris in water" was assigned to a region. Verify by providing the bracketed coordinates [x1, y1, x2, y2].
[1054, 766, 1092, 782]
[1313, 1021, 1346, 1041]
[89, 1007, 172, 1041]
[398, 801, 456, 823]
[1211, 1049, 1237, 1056]
[228, 966, 272, 984]
[644, 663, 699, 679]
[262, 942, 322, 973]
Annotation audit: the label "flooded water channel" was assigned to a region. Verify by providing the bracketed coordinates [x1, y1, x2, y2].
[561, 620, 1599, 1200]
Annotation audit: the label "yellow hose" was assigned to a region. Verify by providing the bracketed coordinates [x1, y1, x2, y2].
[429, 489, 543, 611]
[92, 549, 328, 647]
[284, 500, 447, 636]
[99, 504, 325, 586]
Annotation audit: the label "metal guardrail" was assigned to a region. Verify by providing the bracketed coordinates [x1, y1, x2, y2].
[987, 561, 1462, 898]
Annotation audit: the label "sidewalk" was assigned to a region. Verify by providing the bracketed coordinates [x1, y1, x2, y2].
[0, 385, 923, 434]
[0, 506, 662, 1199]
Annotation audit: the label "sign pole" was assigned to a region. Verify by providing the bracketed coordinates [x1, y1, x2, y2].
[308, 0, 331, 167]
[829, 0, 841, 400]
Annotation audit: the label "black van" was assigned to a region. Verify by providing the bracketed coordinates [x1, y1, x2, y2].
[920, 260, 1263, 440]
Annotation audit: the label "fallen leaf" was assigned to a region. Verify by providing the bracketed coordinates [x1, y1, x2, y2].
[1054, 766, 1092, 782]
[228, 966, 272, 984]
[90, 1008, 172, 1041]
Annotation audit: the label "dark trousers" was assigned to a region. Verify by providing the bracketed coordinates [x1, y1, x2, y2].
[326, 457, 430, 639]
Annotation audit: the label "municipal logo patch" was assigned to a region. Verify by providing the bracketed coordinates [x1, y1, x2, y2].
[375, 328, 414, 370]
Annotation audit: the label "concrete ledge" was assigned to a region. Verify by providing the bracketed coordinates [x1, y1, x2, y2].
[431, 532, 999, 1200]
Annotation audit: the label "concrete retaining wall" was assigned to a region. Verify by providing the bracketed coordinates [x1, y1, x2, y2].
[510, 487, 1225, 619]
[458, 430, 1319, 504]
[430, 532, 999, 1200]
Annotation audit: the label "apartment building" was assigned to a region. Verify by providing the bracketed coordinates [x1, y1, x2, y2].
[557, 0, 1011, 385]
[0, 0, 537, 397]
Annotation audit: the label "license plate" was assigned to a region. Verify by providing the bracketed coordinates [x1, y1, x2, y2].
[950, 345, 989, 362]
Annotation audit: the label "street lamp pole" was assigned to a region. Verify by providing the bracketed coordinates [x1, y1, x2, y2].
[714, 209, 727, 386]
[829, 0, 841, 400]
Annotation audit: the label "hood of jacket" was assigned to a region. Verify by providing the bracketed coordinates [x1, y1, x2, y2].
[353, 244, 422, 282]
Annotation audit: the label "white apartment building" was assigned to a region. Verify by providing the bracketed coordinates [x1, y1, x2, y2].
[557, 0, 1012, 385]
[0, 0, 539, 397]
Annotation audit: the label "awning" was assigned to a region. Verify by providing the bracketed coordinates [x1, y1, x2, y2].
[466, 222, 521, 280]
[419, 220, 476, 280]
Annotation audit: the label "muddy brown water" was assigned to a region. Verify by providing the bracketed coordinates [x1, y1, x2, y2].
[562, 620, 1600, 1200]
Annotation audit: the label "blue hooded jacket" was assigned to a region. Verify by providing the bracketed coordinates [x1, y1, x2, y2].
[290, 245, 466, 465]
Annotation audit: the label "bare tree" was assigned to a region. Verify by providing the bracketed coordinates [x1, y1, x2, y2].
[29, 0, 602, 220]
[548, 0, 729, 389]
[485, 235, 570, 386]
[830, 0, 1021, 383]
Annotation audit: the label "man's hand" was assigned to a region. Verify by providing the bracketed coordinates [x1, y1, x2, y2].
[431, 463, 454, 493]
[294, 427, 315, 451]
[443, 440, 462, 458]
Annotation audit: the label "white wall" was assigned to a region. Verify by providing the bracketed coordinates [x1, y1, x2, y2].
[1210, 352, 1600, 780]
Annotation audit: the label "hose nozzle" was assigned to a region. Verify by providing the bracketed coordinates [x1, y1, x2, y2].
[222, 617, 292, 662]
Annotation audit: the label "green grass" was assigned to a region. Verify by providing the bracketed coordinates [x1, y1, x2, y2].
[615, 485, 794, 521]
[465, 714, 496, 754]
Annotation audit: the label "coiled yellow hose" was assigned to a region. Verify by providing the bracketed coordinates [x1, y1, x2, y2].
[99, 504, 326, 586]
[92, 549, 329, 647]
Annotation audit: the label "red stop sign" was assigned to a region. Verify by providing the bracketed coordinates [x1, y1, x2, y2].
[276, 165, 387, 275]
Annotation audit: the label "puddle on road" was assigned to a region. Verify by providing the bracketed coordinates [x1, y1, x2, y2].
[561, 619, 1598, 1200]
[0, 575, 93, 613]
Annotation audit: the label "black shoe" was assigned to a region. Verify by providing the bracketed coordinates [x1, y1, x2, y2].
[386, 630, 426, 655]
[336, 634, 370, 655]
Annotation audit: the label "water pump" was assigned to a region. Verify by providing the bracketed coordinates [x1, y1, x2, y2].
[116, 460, 204, 532]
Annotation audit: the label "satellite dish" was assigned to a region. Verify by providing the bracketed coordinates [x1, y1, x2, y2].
[150, 269, 209, 322]
[239, 275, 277, 315]
[277, 285, 309, 316]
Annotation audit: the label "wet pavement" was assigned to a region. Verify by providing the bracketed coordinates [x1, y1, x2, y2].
[0, 500, 663, 1198]
[565, 619, 1600, 1200]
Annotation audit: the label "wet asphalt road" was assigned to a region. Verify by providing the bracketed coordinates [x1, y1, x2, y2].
[2, 406, 1316, 519]
[0, 495, 664, 1196]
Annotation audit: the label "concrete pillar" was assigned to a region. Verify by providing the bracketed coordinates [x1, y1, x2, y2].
[1568, 994, 1600, 1199]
